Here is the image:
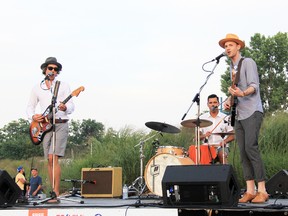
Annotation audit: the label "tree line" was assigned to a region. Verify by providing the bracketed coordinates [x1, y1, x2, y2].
[0, 118, 105, 160]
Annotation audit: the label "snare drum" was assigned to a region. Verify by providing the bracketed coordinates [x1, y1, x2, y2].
[188, 145, 217, 165]
[156, 146, 185, 156]
[144, 153, 194, 196]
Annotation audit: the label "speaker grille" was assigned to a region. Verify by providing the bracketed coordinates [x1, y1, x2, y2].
[162, 165, 240, 208]
[266, 169, 288, 198]
[0, 170, 21, 207]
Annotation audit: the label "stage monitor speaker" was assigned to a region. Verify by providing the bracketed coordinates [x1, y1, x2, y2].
[266, 169, 288, 198]
[162, 165, 240, 208]
[81, 167, 122, 198]
[0, 170, 21, 207]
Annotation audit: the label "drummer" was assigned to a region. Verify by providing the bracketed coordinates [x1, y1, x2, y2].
[199, 94, 234, 164]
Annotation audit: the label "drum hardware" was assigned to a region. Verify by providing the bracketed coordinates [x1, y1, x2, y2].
[132, 121, 181, 198]
[145, 121, 181, 134]
[181, 117, 212, 164]
[152, 139, 160, 153]
[181, 119, 213, 128]
[212, 132, 234, 164]
[129, 131, 162, 199]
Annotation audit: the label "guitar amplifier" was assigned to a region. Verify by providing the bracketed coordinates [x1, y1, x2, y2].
[81, 167, 122, 197]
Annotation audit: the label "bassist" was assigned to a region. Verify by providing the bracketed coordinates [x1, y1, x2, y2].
[26, 57, 75, 202]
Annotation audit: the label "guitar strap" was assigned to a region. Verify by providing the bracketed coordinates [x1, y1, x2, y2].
[233, 57, 245, 85]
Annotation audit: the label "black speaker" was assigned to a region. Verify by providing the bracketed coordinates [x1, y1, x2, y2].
[0, 170, 21, 207]
[266, 169, 288, 198]
[162, 165, 240, 208]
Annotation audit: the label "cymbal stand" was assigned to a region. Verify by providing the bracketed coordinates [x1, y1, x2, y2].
[194, 94, 201, 165]
[129, 132, 160, 198]
[219, 133, 226, 165]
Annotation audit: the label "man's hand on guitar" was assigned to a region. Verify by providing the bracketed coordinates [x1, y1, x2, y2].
[228, 86, 244, 97]
[32, 114, 44, 122]
[224, 97, 231, 110]
[58, 103, 67, 111]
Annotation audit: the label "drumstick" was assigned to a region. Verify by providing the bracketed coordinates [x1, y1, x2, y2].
[209, 115, 229, 134]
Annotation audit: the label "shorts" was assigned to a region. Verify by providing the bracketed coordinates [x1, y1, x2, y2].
[42, 122, 69, 159]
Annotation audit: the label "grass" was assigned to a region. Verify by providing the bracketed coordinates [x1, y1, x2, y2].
[1, 111, 287, 194]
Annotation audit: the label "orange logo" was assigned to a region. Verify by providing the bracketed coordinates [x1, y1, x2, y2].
[28, 209, 48, 216]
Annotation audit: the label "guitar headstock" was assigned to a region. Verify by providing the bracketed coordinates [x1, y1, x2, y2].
[71, 86, 85, 97]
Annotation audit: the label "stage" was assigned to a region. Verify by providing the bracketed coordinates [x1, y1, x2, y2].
[1, 195, 287, 216]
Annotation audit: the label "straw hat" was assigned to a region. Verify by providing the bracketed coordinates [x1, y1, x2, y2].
[219, 33, 245, 49]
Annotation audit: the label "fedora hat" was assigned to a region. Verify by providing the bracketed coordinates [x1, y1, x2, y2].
[40, 57, 62, 71]
[219, 33, 245, 49]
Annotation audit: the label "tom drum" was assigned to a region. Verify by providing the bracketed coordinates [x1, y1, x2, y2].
[156, 146, 185, 156]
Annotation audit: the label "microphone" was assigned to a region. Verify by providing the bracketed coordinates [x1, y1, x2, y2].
[212, 52, 226, 62]
[211, 106, 218, 111]
[84, 180, 96, 184]
[44, 72, 53, 81]
[89, 180, 96, 184]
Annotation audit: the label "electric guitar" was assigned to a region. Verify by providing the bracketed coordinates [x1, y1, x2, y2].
[230, 70, 237, 126]
[29, 86, 85, 145]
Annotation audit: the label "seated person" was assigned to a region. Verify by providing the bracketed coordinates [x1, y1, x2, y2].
[189, 94, 234, 164]
[28, 167, 43, 198]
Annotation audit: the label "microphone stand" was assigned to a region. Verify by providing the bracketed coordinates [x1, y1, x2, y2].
[33, 81, 59, 205]
[181, 58, 221, 165]
[50, 82, 58, 199]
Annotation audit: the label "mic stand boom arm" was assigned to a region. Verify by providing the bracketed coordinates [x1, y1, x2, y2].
[181, 60, 220, 165]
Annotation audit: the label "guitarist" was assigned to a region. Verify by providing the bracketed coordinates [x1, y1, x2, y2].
[26, 57, 75, 202]
[221, 34, 268, 204]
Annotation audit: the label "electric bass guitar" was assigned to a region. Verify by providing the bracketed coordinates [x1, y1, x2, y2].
[29, 86, 85, 145]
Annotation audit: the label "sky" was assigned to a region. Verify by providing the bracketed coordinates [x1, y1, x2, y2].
[0, 0, 287, 133]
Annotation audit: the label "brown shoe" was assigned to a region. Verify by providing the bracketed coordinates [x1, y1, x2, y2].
[239, 192, 257, 203]
[251, 192, 269, 203]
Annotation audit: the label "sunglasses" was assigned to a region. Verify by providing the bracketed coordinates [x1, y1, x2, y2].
[47, 66, 59, 72]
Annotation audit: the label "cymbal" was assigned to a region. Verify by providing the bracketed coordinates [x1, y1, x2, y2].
[212, 132, 235, 136]
[145, 121, 181, 134]
[181, 119, 212, 128]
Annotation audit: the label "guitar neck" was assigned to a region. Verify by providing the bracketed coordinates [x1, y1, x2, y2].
[62, 95, 72, 105]
[43, 94, 72, 119]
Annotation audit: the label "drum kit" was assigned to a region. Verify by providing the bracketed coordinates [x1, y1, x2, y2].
[131, 119, 234, 197]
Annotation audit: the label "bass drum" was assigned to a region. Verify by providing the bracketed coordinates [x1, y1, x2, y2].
[144, 153, 194, 197]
